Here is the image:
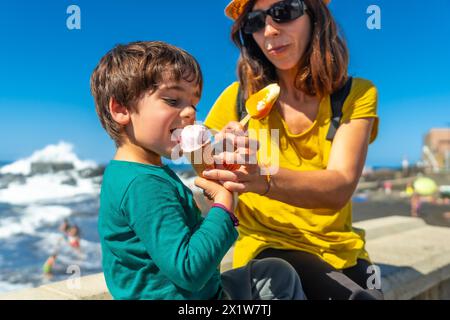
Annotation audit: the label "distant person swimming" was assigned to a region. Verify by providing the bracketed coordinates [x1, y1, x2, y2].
[42, 254, 58, 279]
[67, 225, 81, 251]
[59, 219, 71, 240]
[57, 220, 82, 253]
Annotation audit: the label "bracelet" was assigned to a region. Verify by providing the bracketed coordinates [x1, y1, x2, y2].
[212, 203, 239, 227]
[260, 173, 272, 196]
[260, 161, 272, 197]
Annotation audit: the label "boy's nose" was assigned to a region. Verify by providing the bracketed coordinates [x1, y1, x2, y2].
[180, 105, 196, 126]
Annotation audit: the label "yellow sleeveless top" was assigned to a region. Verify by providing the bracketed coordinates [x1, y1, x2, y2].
[204, 78, 379, 269]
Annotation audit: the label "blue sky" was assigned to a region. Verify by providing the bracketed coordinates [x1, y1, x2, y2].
[0, 0, 449, 167]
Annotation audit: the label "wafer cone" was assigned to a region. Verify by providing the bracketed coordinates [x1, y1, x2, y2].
[181, 125, 215, 176]
[184, 141, 215, 176]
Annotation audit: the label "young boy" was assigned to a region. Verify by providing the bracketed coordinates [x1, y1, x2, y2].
[90, 41, 305, 300]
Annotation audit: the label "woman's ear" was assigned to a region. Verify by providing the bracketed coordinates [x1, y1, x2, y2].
[109, 97, 130, 125]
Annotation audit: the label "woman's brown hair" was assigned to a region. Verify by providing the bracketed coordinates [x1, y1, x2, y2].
[231, 0, 349, 101]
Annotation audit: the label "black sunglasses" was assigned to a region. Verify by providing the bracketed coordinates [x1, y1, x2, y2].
[242, 0, 307, 34]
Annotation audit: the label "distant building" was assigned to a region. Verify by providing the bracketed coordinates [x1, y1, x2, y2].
[423, 128, 450, 171]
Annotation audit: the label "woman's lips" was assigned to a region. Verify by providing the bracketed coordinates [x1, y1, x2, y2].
[267, 44, 289, 56]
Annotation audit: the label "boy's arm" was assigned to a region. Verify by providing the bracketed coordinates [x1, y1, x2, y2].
[123, 175, 238, 292]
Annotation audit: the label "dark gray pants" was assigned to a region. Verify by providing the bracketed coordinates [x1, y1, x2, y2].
[256, 248, 384, 300]
[221, 257, 307, 300]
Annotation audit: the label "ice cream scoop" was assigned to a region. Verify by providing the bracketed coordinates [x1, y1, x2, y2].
[239, 83, 280, 127]
[180, 124, 211, 152]
[180, 124, 215, 175]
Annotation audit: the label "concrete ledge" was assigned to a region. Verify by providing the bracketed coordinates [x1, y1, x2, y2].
[1, 216, 450, 300]
[0, 273, 111, 300]
[354, 217, 450, 299]
[354, 215, 427, 241]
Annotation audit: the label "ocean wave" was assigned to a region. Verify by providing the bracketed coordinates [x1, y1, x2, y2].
[0, 172, 100, 205]
[0, 141, 203, 294]
[36, 232, 102, 268]
[0, 280, 33, 294]
[0, 141, 97, 176]
[0, 205, 72, 239]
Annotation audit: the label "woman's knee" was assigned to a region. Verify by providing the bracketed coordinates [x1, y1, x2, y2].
[253, 257, 298, 279]
[252, 257, 306, 300]
[349, 288, 384, 300]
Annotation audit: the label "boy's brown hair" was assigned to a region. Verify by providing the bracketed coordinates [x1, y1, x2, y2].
[90, 41, 203, 146]
[231, 0, 349, 101]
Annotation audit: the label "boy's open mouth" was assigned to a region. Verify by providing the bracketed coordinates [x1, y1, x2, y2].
[169, 128, 182, 143]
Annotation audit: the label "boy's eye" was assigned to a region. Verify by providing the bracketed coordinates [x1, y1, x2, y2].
[163, 97, 198, 112]
[163, 98, 179, 107]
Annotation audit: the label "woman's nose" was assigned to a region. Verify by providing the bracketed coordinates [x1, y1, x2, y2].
[180, 105, 196, 125]
[264, 16, 280, 37]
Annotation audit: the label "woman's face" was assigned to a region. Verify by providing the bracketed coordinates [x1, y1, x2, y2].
[250, 0, 312, 71]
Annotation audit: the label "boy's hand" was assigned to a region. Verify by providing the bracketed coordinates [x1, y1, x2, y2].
[194, 177, 233, 212]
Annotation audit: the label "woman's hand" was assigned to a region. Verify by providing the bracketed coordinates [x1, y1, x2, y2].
[205, 121, 267, 194]
[212, 121, 249, 170]
[202, 163, 269, 195]
[194, 177, 234, 212]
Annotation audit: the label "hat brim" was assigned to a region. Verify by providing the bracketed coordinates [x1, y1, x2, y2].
[225, 0, 331, 20]
[225, 0, 250, 20]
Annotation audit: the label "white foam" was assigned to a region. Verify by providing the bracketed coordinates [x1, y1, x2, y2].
[0, 281, 32, 294]
[0, 141, 97, 175]
[36, 232, 102, 270]
[0, 172, 100, 205]
[0, 205, 72, 239]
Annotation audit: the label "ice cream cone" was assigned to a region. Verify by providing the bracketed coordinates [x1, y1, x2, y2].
[183, 141, 215, 176]
[181, 124, 215, 176]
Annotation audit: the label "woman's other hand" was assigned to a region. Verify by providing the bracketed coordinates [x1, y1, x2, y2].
[206, 121, 264, 194]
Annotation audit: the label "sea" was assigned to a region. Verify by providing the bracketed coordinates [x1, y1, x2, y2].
[0, 142, 197, 294]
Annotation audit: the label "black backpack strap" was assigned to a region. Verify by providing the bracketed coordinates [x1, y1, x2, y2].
[326, 77, 353, 141]
[236, 84, 247, 121]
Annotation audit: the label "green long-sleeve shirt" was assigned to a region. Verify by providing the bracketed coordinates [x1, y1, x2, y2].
[98, 160, 238, 299]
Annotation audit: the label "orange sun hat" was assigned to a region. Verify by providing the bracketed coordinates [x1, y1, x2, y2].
[225, 0, 331, 20]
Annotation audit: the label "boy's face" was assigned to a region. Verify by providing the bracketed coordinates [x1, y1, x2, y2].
[126, 79, 199, 159]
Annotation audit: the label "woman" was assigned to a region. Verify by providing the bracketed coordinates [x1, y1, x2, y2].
[203, 0, 383, 300]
